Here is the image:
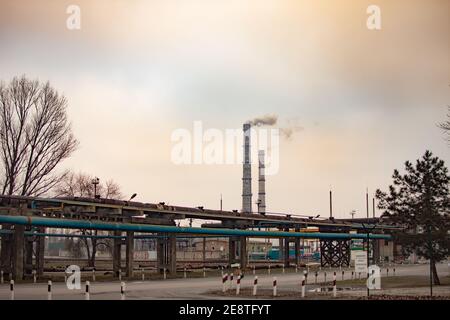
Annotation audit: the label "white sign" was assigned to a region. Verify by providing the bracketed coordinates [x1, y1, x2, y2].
[354, 251, 368, 273]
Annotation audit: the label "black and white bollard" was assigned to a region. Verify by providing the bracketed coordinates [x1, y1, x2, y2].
[303, 270, 308, 284]
[163, 268, 167, 280]
[273, 277, 277, 297]
[92, 269, 96, 282]
[268, 264, 271, 275]
[222, 273, 228, 293]
[142, 268, 145, 281]
[332, 272, 337, 298]
[301, 274, 306, 298]
[47, 280, 52, 300]
[33, 270, 37, 283]
[120, 282, 126, 300]
[10, 280, 14, 300]
[85, 281, 90, 300]
[295, 264, 298, 273]
[236, 275, 241, 296]
[184, 266, 187, 279]
[230, 273, 234, 290]
[282, 265, 285, 274]
[253, 276, 258, 296]
[315, 271, 318, 284]
[253, 265, 256, 275]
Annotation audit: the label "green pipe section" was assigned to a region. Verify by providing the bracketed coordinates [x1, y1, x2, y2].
[0, 215, 391, 240]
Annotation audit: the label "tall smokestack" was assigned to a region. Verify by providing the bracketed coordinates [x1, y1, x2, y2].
[242, 123, 252, 213]
[258, 150, 266, 215]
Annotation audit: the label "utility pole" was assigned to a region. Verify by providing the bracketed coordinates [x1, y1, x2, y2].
[329, 189, 333, 219]
[366, 188, 369, 219]
[372, 198, 375, 218]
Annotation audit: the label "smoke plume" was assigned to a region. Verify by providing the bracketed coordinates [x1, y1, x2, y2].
[249, 114, 278, 126]
[248, 114, 303, 139]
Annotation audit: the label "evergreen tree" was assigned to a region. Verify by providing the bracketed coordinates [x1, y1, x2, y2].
[376, 150, 449, 285]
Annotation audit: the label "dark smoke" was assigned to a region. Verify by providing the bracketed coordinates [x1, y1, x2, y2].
[249, 114, 278, 126]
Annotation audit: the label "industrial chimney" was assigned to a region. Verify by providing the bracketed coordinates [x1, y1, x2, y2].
[242, 123, 252, 213]
[257, 150, 266, 215]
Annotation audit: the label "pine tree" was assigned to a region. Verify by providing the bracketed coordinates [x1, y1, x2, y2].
[376, 150, 450, 285]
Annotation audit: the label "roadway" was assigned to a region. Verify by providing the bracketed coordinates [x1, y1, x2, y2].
[0, 263, 448, 300]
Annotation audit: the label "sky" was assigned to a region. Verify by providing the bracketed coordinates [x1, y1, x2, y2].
[0, 0, 449, 220]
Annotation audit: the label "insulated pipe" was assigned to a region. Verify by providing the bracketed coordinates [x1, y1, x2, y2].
[0, 215, 392, 240]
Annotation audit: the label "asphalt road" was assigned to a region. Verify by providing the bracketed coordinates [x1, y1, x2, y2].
[0, 262, 448, 300]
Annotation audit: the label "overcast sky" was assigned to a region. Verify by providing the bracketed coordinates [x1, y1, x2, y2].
[0, 0, 449, 220]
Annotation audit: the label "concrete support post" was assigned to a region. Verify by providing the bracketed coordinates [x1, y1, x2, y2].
[36, 227, 45, 276]
[112, 231, 122, 277]
[239, 236, 247, 269]
[125, 231, 134, 277]
[168, 234, 177, 274]
[202, 237, 206, 266]
[278, 238, 284, 263]
[0, 225, 12, 274]
[25, 238, 33, 276]
[12, 225, 25, 281]
[228, 237, 236, 265]
[294, 237, 300, 267]
[284, 237, 290, 268]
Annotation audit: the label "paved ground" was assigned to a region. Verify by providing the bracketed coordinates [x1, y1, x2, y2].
[0, 262, 449, 300]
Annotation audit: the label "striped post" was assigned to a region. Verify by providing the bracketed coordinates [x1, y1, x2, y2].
[10, 280, 14, 300]
[303, 270, 308, 284]
[142, 268, 145, 281]
[184, 266, 187, 279]
[120, 282, 126, 300]
[85, 281, 90, 300]
[92, 269, 96, 282]
[301, 274, 306, 298]
[229, 273, 234, 290]
[273, 277, 277, 297]
[236, 275, 241, 295]
[253, 276, 258, 296]
[33, 270, 37, 283]
[332, 272, 337, 298]
[222, 273, 228, 292]
[47, 280, 52, 300]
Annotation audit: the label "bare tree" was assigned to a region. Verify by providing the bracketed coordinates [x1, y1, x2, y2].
[0, 76, 78, 196]
[438, 106, 450, 144]
[55, 172, 123, 267]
